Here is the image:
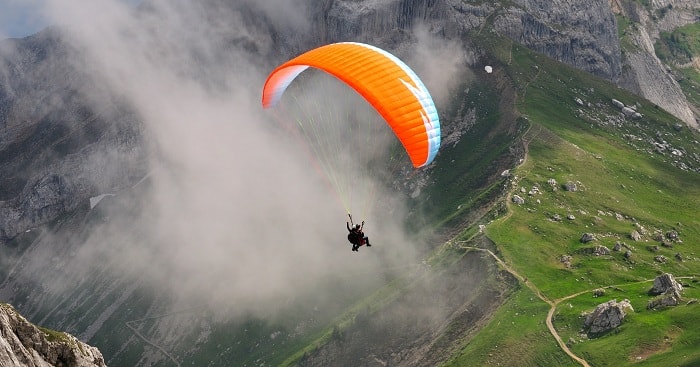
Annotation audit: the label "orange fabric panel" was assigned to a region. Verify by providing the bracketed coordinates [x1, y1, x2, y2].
[263, 43, 433, 167]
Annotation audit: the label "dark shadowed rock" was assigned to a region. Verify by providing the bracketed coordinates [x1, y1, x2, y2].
[613, 241, 622, 251]
[647, 292, 681, 310]
[580, 233, 595, 243]
[666, 230, 679, 241]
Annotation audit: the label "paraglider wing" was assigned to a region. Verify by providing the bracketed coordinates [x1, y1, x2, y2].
[262, 42, 440, 168]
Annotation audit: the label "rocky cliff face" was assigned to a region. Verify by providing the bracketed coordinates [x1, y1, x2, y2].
[492, 0, 621, 80]
[0, 30, 148, 244]
[612, 0, 699, 129]
[313, 0, 621, 80]
[0, 303, 106, 367]
[315, 0, 699, 128]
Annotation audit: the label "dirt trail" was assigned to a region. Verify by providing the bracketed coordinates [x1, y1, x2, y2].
[124, 308, 201, 367]
[456, 243, 696, 367]
[461, 112, 594, 365]
[125, 319, 181, 367]
[455, 243, 591, 367]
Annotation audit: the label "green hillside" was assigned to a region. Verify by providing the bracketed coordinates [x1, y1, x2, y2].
[444, 34, 700, 366]
[281, 29, 700, 366]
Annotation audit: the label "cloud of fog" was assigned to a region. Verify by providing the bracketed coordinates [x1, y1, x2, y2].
[32, 0, 431, 318]
[404, 23, 471, 107]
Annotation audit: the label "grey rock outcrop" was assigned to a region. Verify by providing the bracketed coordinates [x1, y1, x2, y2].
[560, 255, 573, 268]
[648, 273, 683, 296]
[647, 273, 684, 309]
[580, 245, 610, 256]
[0, 31, 147, 245]
[564, 181, 578, 192]
[583, 299, 633, 336]
[512, 194, 525, 205]
[0, 303, 106, 367]
[612, 0, 699, 128]
[318, 0, 621, 84]
[580, 233, 595, 243]
[491, 0, 620, 80]
[630, 230, 642, 241]
[647, 292, 681, 309]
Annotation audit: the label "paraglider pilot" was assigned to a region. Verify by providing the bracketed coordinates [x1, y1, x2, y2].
[347, 214, 371, 252]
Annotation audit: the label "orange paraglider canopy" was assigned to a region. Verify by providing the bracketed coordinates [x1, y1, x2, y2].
[262, 42, 440, 168]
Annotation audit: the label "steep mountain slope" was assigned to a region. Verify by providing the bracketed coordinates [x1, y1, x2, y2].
[445, 34, 700, 367]
[283, 23, 700, 366]
[613, 0, 699, 128]
[1, 1, 699, 366]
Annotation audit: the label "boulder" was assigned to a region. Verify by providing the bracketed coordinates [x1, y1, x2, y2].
[629, 230, 642, 241]
[512, 195, 525, 205]
[648, 273, 683, 296]
[647, 292, 681, 310]
[621, 106, 636, 116]
[583, 299, 633, 336]
[666, 230, 679, 241]
[580, 233, 596, 243]
[647, 274, 684, 310]
[560, 255, 573, 268]
[563, 181, 578, 192]
[580, 245, 610, 256]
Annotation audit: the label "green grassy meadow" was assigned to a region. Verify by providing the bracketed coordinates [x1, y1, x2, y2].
[456, 34, 700, 366]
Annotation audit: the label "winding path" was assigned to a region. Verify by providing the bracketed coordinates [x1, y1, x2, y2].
[454, 242, 591, 367]
[124, 308, 201, 367]
[125, 319, 181, 367]
[455, 242, 694, 367]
